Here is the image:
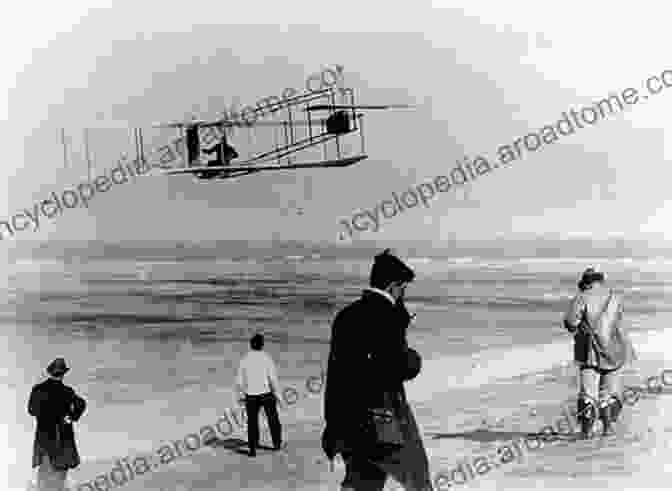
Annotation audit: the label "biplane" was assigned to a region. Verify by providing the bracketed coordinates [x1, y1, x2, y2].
[59, 86, 412, 182]
[151, 87, 413, 181]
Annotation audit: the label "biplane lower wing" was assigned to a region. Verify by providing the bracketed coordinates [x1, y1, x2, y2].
[163, 155, 368, 175]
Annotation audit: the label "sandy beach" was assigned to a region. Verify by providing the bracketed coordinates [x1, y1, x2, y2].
[4, 253, 672, 491]
[5, 2, 672, 489]
[6, 3, 672, 488]
[11, 327, 665, 491]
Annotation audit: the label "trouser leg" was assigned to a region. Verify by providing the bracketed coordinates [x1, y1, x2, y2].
[341, 452, 387, 491]
[599, 369, 622, 406]
[579, 366, 600, 401]
[37, 454, 67, 491]
[261, 393, 283, 449]
[388, 403, 433, 491]
[245, 395, 262, 455]
[598, 369, 623, 434]
[578, 367, 599, 437]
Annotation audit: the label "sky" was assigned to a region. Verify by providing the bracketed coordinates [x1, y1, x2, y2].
[2, 0, 672, 246]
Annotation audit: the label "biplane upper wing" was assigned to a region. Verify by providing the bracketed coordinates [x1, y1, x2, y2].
[155, 118, 351, 129]
[154, 87, 338, 128]
[163, 155, 368, 175]
[305, 104, 415, 111]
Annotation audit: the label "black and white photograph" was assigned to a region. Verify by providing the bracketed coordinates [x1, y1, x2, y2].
[2, 1, 672, 490]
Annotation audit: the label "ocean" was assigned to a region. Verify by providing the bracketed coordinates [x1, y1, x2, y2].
[3, 250, 672, 489]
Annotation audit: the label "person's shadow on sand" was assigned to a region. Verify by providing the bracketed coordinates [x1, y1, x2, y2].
[206, 437, 276, 456]
[427, 429, 530, 443]
[427, 428, 579, 444]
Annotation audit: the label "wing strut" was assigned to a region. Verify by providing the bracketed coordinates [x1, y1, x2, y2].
[60, 128, 69, 169]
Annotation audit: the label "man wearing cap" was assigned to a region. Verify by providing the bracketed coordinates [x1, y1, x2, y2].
[322, 249, 431, 491]
[28, 358, 86, 490]
[564, 268, 636, 438]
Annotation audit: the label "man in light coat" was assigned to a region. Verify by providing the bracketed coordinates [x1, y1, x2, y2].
[564, 268, 636, 438]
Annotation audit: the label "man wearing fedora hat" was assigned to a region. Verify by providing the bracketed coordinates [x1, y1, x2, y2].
[322, 249, 431, 491]
[28, 358, 86, 490]
[564, 268, 636, 438]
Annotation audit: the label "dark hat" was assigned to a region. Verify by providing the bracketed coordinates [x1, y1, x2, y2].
[250, 333, 264, 350]
[46, 358, 69, 377]
[578, 267, 605, 291]
[369, 249, 415, 289]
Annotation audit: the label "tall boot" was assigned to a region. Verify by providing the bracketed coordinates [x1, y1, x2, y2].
[577, 397, 596, 439]
[610, 396, 623, 423]
[600, 396, 622, 436]
[599, 403, 615, 436]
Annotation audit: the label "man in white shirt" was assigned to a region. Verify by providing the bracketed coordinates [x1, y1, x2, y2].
[235, 333, 282, 456]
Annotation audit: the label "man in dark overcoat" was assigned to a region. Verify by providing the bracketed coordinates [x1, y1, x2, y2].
[322, 249, 432, 491]
[28, 358, 86, 491]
